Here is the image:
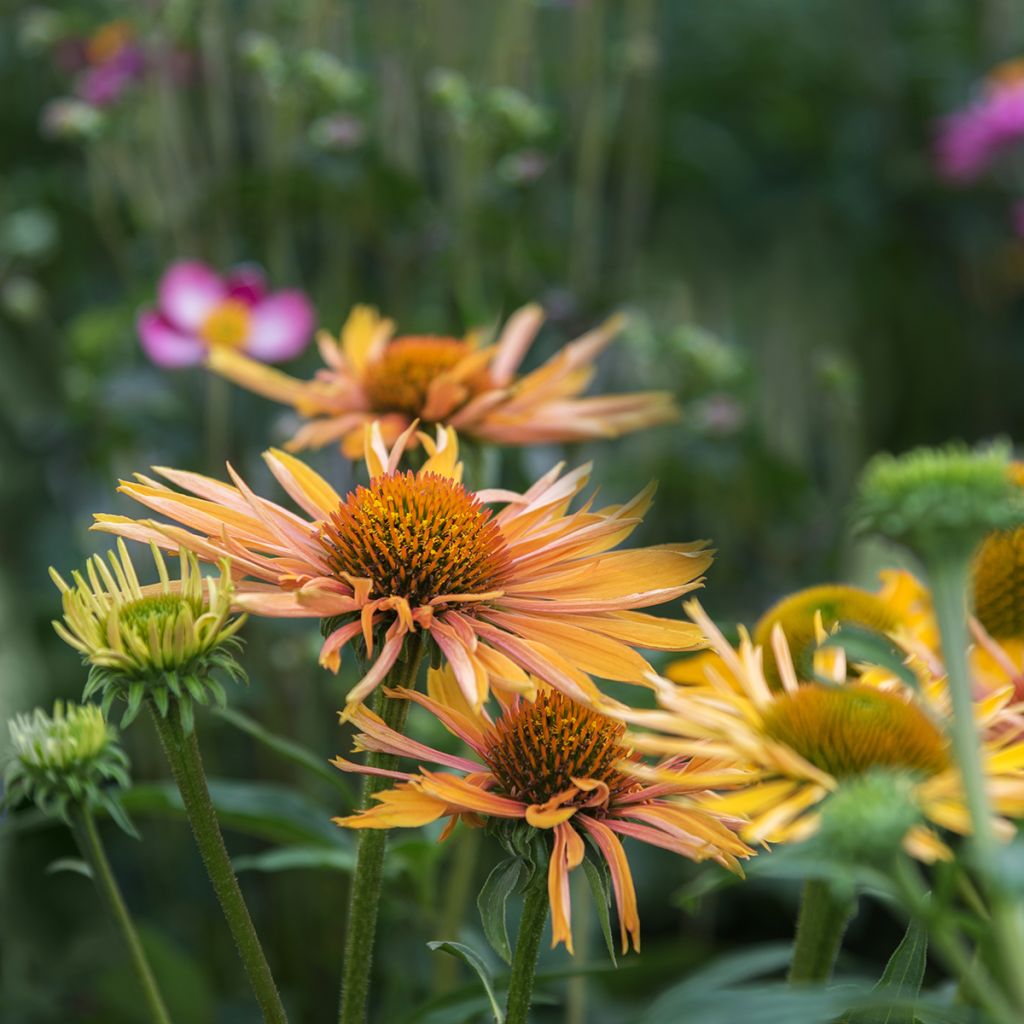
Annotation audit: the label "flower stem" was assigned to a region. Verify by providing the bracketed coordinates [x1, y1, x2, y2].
[505, 865, 549, 1024]
[69, 805, 173, 1024]
[150, 703, 288, 1024]
[338, 633, 426, 1024]
[787, 879, 854, 984]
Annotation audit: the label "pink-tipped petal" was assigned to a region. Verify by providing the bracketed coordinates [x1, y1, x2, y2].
[137, 310, 205, 368]
[225, 263, 267, 305]
[244, 290, 315, 362]
[158, 260, 225, 332]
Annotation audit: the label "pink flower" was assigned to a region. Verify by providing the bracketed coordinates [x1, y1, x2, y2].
[75, 44, 146, 107]
[936, 64, 1024, 183]
[138, 261, 315, 369]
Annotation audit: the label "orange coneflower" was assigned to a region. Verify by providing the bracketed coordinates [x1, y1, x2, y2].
[205, 303, 677, 457]
[631, 601, 1024, 862]
[333, 668, 751, 953]
[93, 423, 710, 714]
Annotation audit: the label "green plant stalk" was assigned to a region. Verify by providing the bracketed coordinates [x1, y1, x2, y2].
[505, 865, 549, 1024]
[787, 878, 854, 984]
[69, 805, 173, 1024]
[150, 702, 288, 1024]
[338, 634, 426, 1024]
[928, 556, 1024, 1010]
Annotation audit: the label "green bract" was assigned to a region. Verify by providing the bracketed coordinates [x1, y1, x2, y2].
[51, 539, 247, 732]
[3, 701, 136, 836]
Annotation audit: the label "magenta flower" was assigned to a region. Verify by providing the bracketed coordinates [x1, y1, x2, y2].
[75, 44, 146, 107]
[936, 64, 1024, 183]
[138, 261, 315, 368]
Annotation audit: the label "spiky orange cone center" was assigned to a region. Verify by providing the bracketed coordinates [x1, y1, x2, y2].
[760, 684, 950, 779]
[973, 526, 1024, 639]
[363, 336, 472, 415]
[482, 690, 635, 807]
[319, 471, 512, 605]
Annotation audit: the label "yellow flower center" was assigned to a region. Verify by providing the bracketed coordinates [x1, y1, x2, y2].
[120, 594, 199, 630]
[199, 299, 252, 350]
[86, 21, 133, 64]
[973, 526, 1024, 639]
[753, 584, 900, 687]
[482, 690, 635, 806]
[363, 336, 473, 415]
[760, 684, 950, 779]
[319, 471, 511, 605]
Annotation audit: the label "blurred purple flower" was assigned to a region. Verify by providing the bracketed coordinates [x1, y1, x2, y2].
[936, 62, 1024, 183]
[75, 44, 146, 107]
[138, 261, 315, 368]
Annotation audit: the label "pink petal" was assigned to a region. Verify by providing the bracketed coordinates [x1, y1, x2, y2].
[158, 261, 225, 332]
[224, 264, 267, 305]
[138, 310, 205, 368]
[243, 290, 315, 362]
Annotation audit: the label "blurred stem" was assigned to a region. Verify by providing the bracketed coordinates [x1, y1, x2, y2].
[432, 826, 482, 995]
[338, 633, 426, 1024]
[151, 702, 288, 1024]
[787, 879, 854, 984]
[505, 865, 549, 1024]
[69, 805, 173, 1024]
[892, 855, 1018, 1024]
[928, 554, 1024, 1010]
[205, 372, 231, 472]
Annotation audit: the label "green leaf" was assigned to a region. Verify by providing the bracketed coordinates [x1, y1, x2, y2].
[844, 916, 928, 1024]
[233, 844, 357, 874]
[213, 706, 351, 794]
[120, 779, 342, 846]
[824, 625, 919, 691]
[45, 857, 93, 879]
[426, 941, 504, 1024]
[477, 856, 523, 964]
[582, 855, 617, 966]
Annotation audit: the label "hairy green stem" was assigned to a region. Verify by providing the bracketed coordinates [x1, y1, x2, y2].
[151, 703, 287, 1024]
[70, 805, 173, 1024]
[338, 634, 426, 1024]
[505, 866, 549, 1024]
[928, 556, 1024, 1011]
[787, 878, 854, 984]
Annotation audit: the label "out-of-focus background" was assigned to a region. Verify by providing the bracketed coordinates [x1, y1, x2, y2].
[4, 2, 1024, 1022]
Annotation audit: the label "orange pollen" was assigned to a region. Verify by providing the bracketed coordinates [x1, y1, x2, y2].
[760, 684, 950, 779]
[482, 690, 636, 807]
[363, 336, 473, 415]
[199, 299, 252, 350]
[318, 471, 511, 605]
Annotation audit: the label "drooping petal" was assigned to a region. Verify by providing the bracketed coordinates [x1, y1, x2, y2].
[158, 261, 225, 332]
[138, 311, 205, 368]
[243, 290, 316, 362]
[578, 816, 640, 953]
[547, 822, 585, 952]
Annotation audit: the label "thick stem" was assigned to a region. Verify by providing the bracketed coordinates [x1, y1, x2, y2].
[928, 556, 1024, 1011]
[70, 805, 173, 1024]
[787, 879, 854, 984]
[505, 866, 549, 1024]
[338, 634, 426, 1024]
[151, 704, 288, 1024]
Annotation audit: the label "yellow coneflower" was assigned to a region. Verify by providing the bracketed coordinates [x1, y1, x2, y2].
[632, 601, 1024, 862]
[333, 668, 751, 954]
[93, 422, 710, 717]
[205, 303, 677, 458]
[50, 540, 246, 730]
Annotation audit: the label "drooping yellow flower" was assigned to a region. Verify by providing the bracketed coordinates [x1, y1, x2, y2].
[205, 303, 677, 458]
[333, 669, 751, 954]
[50, 540, 246, 728]
[631, 601, 1024, 862]
[93, 422, 710, 716]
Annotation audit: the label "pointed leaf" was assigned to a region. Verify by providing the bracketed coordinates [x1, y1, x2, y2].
[46, 857, 93, 879]
[582, 855, 617, 967]
[426, 941, 504, 1024]
[844, 916, 928, 1024]
[477, 856, 523, 964]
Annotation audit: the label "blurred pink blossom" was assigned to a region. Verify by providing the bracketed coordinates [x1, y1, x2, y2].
[138, 261, 315, 368]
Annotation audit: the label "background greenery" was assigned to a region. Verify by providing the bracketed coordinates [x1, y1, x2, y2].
[3, 1, 1023, 1021]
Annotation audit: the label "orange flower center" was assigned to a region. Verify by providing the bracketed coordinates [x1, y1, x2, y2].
[760, 684, 950, 779]
[974, 526, 1024, 640]
[199, 299, 252, 350]
[753, 584, 900, 687]
[86, 20, 134, 64]
[482, 690, 635, 806]
[318, 471, 511, 605]
[363, 336, 471, 415]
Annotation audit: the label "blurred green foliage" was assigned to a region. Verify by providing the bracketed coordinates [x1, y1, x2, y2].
[3, 1, 1024, 1021]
